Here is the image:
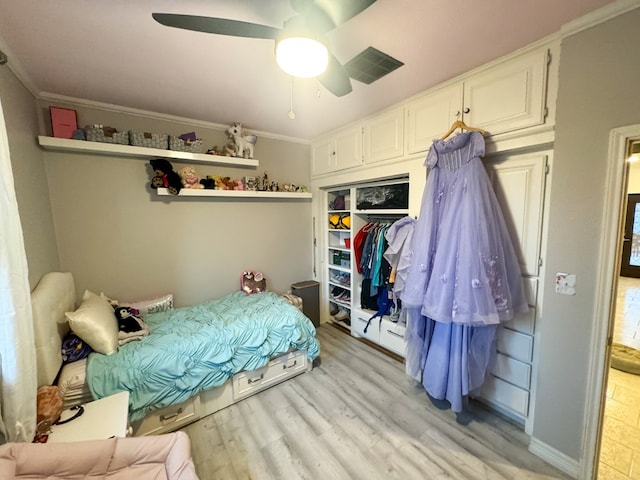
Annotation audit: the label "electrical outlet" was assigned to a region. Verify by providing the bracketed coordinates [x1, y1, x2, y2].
[555, 272, 576, 295]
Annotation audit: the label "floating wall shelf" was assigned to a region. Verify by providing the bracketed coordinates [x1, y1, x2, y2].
[37, 136, 259, 168]
[156, 188, 312, 199]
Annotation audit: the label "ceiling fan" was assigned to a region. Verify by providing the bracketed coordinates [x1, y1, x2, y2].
[152, 0, 378, 97]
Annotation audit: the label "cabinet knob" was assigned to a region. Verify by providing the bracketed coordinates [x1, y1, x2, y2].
[463, 107, 470, 114]
[455, 111, 461, 117]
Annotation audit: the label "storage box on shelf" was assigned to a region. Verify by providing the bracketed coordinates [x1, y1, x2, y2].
[169, 135, 204, 153]
[84, 125, 129, 145]
[129, 131, 169, 149]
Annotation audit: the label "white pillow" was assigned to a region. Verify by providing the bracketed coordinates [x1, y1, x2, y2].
[65, 290, 118, 355]
[100, 292, 174, 314]
[120, 293, 174, 314]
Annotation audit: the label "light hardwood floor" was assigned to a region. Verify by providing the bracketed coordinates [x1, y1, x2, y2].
[182, 324, 570, 479]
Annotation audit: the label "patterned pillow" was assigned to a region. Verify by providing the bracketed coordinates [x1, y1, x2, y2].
[61, 331, 92, 364]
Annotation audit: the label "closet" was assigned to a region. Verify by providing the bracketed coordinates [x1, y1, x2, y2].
[312, 39, 558, 432]
[325, 179, 410, 357]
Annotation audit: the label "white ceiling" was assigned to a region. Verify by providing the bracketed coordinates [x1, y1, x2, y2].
[0, 0, 617, 141]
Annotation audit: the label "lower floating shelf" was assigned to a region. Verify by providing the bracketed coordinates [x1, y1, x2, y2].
[156, 188, 312, 199]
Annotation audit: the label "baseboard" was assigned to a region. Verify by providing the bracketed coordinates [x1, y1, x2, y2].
[528, 436, 580, 479]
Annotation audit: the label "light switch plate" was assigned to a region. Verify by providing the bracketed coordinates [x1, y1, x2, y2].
[555, 272, 576, 295]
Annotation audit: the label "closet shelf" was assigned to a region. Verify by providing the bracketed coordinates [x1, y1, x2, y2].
[156, 188, 312, 199]
[37, 136, 259, 168]
[354, 209, 409, 216]
[328, 264, 350, 273]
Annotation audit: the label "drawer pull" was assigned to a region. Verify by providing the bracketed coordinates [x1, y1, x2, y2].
[248, 374, 265, 384]
[386, 329, 404, 339]
[160, 407, 183, 422]
[283, 360, 298, 370]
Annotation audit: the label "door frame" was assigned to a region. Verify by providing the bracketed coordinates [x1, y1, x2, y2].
[582, 124, 640, 479]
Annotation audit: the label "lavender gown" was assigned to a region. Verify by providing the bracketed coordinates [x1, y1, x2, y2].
[401, 131, 528, 412]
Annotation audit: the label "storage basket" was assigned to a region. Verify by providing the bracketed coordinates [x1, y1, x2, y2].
[169, 135, 203, 153]
[129, 131, 168, 149]
[84, 125, 129, 145]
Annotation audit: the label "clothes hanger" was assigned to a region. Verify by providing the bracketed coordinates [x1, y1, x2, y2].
[440, 119, 488, 140]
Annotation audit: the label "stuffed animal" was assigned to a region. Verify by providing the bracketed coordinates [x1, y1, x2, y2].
[114, 306, 145, 333]
[200, 177, 216, 189]
[241, 271, 266, 295]
[226, 122, 257, 159]
[179, 166, 204, 189]
[150, 158, 182, 195]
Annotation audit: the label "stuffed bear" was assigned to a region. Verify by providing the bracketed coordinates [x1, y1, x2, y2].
[179, 166, 204, 189]
[200, 177, 216, 189]
[150, 158, 182, 195]
[114, 306, 145, 333]
[113, 306, 150, 345]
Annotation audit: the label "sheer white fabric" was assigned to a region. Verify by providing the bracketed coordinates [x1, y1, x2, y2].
[0, 97, 36, 442]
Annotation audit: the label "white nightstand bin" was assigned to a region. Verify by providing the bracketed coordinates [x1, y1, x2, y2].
[47, 391, 130, 443]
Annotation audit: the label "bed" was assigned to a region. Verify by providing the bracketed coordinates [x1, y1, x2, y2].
[32, 272, 320, 436]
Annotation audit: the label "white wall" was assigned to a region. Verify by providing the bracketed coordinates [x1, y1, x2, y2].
[533, 7, 640, 461]
[37, 101, 314, 306]
[0, 66, 60, 287]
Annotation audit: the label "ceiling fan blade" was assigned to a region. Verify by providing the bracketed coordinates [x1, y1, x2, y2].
[152, 13, 280, 39]
[319, 53, 352, 97]
[313, 0, 377, 29]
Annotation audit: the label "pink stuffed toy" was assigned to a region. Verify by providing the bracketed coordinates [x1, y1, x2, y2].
[179, 166, 204, 189]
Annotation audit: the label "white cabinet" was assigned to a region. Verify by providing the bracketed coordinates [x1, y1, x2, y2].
[406, 47, 550, 155]
[312, 125, 363, 175]
[479, 151, 549, 425]
[406, 84, 463, 155]
[463, 48, 548, 136]
[48, 391, 130, 442]
[485, 152, 548, 276]
[364, 106, 405, 164]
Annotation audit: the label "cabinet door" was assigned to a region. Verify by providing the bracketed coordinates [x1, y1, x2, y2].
[364, 107, 404, 164]
[334, 126, 363, 171]
[312, 138, 334, 176]
[406, 83, 463, 154]
[463, 48, 548, 135]
[485, 152, 548, 276]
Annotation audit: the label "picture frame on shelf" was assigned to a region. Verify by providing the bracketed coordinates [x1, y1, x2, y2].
[50, 107, 78, 139]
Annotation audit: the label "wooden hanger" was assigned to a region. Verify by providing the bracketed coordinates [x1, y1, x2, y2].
[440, 119, 487, 140]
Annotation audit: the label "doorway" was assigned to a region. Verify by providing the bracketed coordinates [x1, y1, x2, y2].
[620, 193, 640, 278]
[589, 134, 640, 479]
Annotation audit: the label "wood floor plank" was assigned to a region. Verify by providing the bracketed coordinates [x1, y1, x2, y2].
[180, 324, 572, 479]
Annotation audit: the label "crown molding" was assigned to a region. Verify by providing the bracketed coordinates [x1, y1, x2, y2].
[38, 92, 310, 145]
[561, 0, 640, 38]
[0, 33, 39, 97]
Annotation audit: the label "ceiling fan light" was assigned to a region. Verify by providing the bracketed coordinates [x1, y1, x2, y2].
[276, 36, 328, 78]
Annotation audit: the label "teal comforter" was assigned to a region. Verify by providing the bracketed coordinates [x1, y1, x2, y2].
[87, 291, 320, 420]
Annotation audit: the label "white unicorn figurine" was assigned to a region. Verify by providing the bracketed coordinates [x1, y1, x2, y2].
[226, 122, 257, 159]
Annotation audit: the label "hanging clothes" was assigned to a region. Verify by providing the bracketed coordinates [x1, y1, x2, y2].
[401, 131, 528, 413]
[383, 216, 416, 306]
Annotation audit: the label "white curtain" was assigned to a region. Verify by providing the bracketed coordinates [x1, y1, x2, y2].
[0, 96, 36, 443]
